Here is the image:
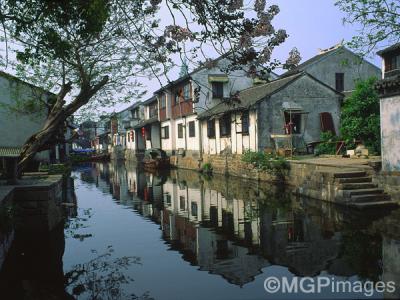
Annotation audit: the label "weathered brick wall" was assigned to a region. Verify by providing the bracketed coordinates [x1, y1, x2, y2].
[13, 177, 64, 232]
[374, 174, 400, 203]
[202, 154, 277, 181]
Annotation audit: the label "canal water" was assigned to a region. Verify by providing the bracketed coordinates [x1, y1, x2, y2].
[1, 162, 400, 299]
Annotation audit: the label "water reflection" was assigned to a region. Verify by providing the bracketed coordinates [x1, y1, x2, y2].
[77, 161, 400, 297]
[1, 161, 400, 299]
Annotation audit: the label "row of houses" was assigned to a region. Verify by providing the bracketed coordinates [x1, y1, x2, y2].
[91, 43, 381, 166]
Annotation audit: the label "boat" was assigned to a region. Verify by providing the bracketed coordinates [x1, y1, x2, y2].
[142, 148, 170, 171]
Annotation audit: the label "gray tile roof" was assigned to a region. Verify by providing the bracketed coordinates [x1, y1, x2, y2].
[133, 116, 159, 129]
[377, 43, 400, 56]
[197, 73, 304, 119]
[0, 147, 21, 158]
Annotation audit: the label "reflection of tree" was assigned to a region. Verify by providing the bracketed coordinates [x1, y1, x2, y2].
[65, 246, 154, 300]
[64, 208, 93, 241]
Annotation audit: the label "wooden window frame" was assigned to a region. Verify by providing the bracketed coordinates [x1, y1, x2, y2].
[219, 114, 231, 137]
[207, 119, 215, 138]
[188, 121, 195, 137]
[177, 123, 184, 139]
[161, 125, 169, 139]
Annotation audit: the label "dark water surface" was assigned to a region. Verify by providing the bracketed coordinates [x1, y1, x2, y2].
[1, 162, 400, 300]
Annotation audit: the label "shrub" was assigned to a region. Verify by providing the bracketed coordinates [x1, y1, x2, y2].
[316, 131, 339, 155]
[241, 150, 290, 180]
[340, 77, 380, 154]
[201, 163, 213, 176]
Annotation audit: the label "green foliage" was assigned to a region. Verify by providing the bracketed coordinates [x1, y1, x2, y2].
[340, 78, 381, 154]
[335, 0, 400, 54]
[201, 163, 213, 174]
[316, 131, 339, 155]
[241, 150, 290, 180]
[39, 163, 71, 175]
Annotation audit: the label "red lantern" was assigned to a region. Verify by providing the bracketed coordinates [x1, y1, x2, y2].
[141, 127, 145, 137]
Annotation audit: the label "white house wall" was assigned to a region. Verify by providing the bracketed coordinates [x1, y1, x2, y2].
[201, 110, 257, 155]
[0, 74, 51, 161]
[174, 115, 200, 152]
[381, 95, 400, 172]
[161, 120, 175, 152]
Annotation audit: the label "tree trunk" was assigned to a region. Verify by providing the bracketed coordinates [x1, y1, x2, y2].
[16, 76, 109, 177]
[17, 111, 69, 176]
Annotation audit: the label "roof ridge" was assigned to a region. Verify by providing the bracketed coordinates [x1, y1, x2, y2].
[238, 72, 303, 93]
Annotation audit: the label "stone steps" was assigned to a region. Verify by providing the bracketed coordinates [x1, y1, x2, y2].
[339, 182, 378, 190]
[344, 188, 384, 196]
[337, 176, 372, 184]
[333, 171, 366, 178]
[350, 200, 398, 209]
[351, 193, 390, 203]
[334, 170, 397, 209]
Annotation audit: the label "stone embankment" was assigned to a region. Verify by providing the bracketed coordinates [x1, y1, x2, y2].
[170, 154, 399, 208]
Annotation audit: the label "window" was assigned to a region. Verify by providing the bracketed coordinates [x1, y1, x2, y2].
[191, 202, 198, 217]
[207, 119, 215, 138]
[335, 73, 344, 92]
[160, 94, 166, 108]
[145, 126, 152, 140]
[177, 123, 184, 138]
[180, 196, 185, 210]
[130, 131, 134, 142]
[284, 112, 302, 134]
[386, 54, 400, 72]
[165, 193, 171, 206]
[188, 121, 195, 137]
[131, 108, 139, 119]
[219, 114, 231, 136]
[183, 83, 191, 100]
[173, 83, 191, 104]
[127, 132, 130, 142]
[212, 82, 224, 98]
[174, 91, 180, 105]
[241, 111, 249, 135]
[149, 102, 158, 118]
[161, 126, 169, 139]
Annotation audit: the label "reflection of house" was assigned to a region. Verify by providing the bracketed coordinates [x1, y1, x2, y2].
[83, 163, 384, 288]
[376, 43, 400, 172]
[161, 175, 269, 285]
[259, 209, 342, 277]
[199, 72, 343, 153]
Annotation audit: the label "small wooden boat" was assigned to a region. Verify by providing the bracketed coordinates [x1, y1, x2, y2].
[142, 148, 170, 171]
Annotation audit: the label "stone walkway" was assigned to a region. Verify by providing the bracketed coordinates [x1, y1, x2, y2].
[290, 156, 381, 171]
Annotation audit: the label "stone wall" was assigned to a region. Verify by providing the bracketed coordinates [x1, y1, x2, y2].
[13, 176, 64, 233]
[201, 154, 277, 182]
[374, 173, 400, 203]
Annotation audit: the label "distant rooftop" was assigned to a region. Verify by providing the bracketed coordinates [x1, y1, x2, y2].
[377, 43, 400, 57]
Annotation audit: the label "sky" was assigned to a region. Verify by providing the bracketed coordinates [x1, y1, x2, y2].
[113, 0, 381, 113]
[0, 1, 383, 116]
